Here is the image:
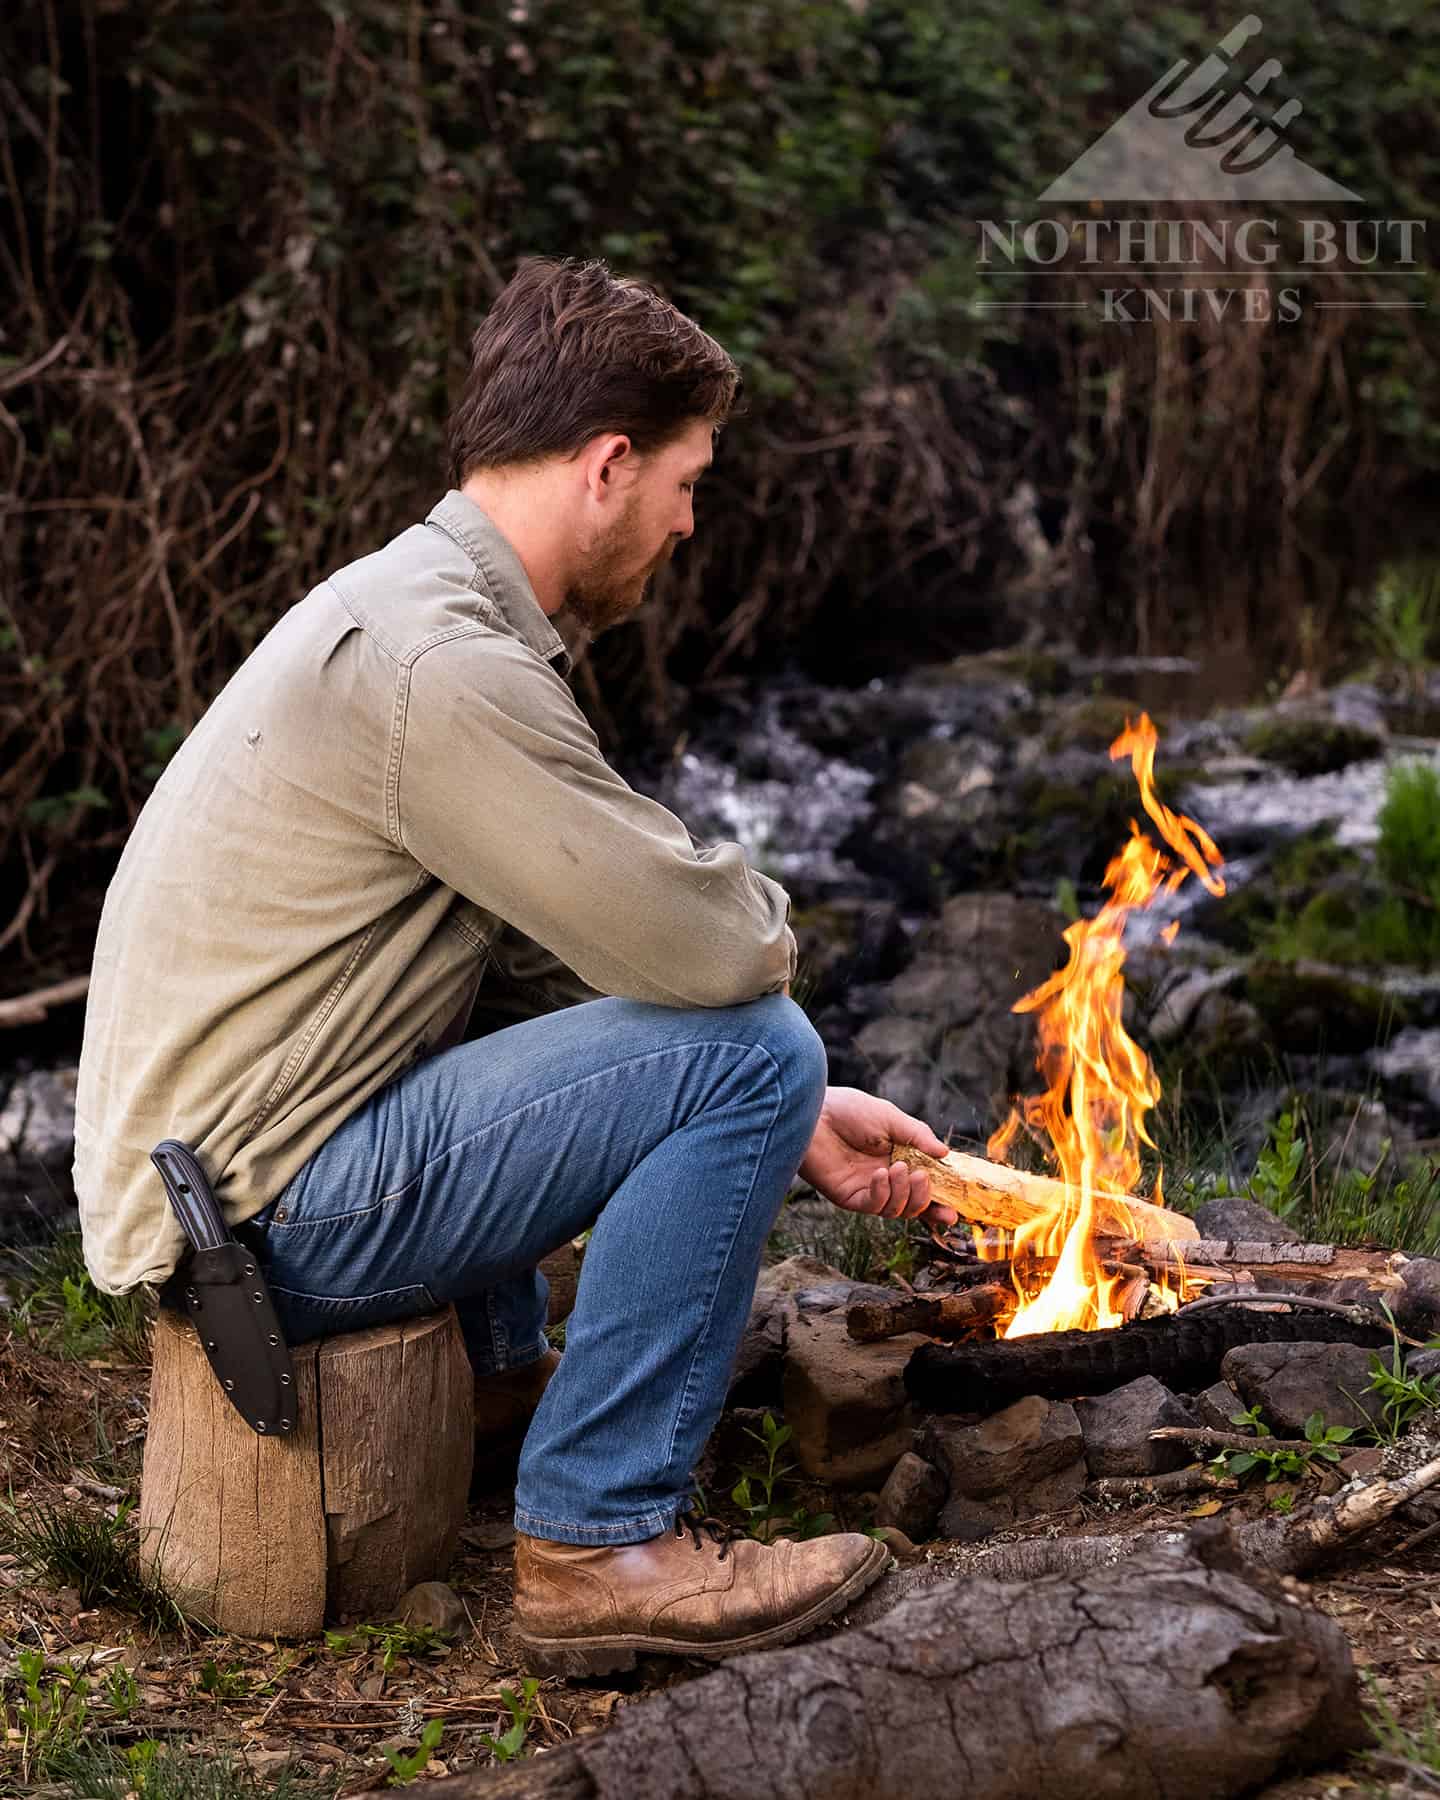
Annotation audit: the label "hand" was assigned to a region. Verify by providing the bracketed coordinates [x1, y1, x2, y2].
[797, 1086, 958, 1225]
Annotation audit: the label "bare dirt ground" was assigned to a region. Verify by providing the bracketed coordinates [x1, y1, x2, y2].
[3, 1333, 1438, 1797]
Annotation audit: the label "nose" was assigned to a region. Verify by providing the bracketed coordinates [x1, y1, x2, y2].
[673, 494, 695, 541]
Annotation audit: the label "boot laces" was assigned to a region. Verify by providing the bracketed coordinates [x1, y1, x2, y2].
[674, 1508, 740, 1561]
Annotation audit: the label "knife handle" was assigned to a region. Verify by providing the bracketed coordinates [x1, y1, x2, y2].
[151, 1139, 229, 1253]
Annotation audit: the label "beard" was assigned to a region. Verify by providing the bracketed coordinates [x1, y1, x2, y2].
[563, 499, 669, 637]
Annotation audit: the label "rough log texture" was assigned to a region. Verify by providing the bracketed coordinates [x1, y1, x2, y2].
[357, 1534, 1360, 1800]
[905, 1304, 1390, 1416]
[139, 1307, 473, 1637]
[846, 1283, 1009, 1342]
[892, 1144, 1199, 1245]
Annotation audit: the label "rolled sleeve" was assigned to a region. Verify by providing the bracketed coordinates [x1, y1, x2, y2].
[396, 634, 797, 1008]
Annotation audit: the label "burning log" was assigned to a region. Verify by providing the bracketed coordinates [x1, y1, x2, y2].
[905, 1302, 1390, 1417]
[892, 1143, 1198, 1246]
[362, 1533, 1361, 1800]
[846, 1283, 1009, 1343]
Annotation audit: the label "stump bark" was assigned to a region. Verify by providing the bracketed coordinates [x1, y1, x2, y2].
[354, 1533, 1360, 1800]
[139, 1306, 473, 1638]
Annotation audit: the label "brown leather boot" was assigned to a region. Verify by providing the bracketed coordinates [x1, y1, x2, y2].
[513, 1512, 890, 1676]
[473, 1347, 561, 1442]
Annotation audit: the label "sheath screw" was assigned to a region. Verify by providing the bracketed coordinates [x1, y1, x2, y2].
[185, 1286, 197, 1300]
[280, 1420, 293, 1432]
[253, 1291, 264, 1303]
[280, 1373, 291, 1385]
[224, 1378, 235, 1391]
[268, 1333, 279, 1346]
[243, 1262, 255, 1276]
[256, 1421, 266, 1431]
[206, 1339, 217, 1350]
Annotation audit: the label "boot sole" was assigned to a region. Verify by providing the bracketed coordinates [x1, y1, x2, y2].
[516, 1538, 892, 1678]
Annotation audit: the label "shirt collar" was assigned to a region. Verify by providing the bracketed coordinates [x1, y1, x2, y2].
[425, 489, 572, 679]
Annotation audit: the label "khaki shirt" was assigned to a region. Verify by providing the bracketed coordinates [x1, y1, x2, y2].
[74, 491, 796, 1294]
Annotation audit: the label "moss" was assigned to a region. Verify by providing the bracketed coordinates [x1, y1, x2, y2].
[1244, 962, 1410, 1053]
[1242, 715, 1384, 777]
[1045, 696, 1153, 753]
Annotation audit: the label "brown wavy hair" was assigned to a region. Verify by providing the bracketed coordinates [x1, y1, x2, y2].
[445, 256, 742, 485]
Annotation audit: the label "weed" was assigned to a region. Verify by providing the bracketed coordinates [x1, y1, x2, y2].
[1366, 559, 1440, 684]
[6, 1228, 153, 1364]
[732, 1410, 834, 1541]
[1268, 1489, 1296, 1514]
[477, 1678, 542, 1764]
[1361, 1306, 1440, 1444]
[195, 1658, 250, 1699]
[1248, 1108, 1304, 1220]
[768, 1198, 924, 1283]
[2, 1646, 90, 1784]
[100, 1663, 139, 1720]
[0, 1493, 186, 1629]
[384, 1717, 445, 1785]
[1212, 1406, 1356, 1483]
[323, 1620, 451, 1672]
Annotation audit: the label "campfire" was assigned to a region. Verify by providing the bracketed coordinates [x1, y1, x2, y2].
[980, 711, 1226, 1337]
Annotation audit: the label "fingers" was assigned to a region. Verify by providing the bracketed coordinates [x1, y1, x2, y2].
[868, 1160, 937, 1221]
[885, 1104, 949, 1161]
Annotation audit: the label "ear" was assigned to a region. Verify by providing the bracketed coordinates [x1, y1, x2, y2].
[590, 433, 633, 492]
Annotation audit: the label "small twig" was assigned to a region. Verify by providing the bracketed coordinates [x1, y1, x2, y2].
[0, 973, 89, 1029]
[1086, 1468, 1238, 1499]
[1149, 1426, 1320, 1454]
[68, 1473, 127, 1503]
[1395, 1515, 1440, 1557]
[1363, 1752, 1440, 1793]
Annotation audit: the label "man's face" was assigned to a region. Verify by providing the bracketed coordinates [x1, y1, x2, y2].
[564, 418, 713, 635]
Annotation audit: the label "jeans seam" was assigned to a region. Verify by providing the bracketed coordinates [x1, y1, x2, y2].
[660, 1041, 783, 1482]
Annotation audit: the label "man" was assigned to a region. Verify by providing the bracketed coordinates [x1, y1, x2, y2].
[74, 255, 956, 1676]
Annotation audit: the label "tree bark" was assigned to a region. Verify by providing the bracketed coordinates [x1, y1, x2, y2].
[360, 1534, 1360, 1800]
[846, 1283, 1009, 1342]
[891, 1143, 1198, 1245]
[139, 1306, 473, 1637]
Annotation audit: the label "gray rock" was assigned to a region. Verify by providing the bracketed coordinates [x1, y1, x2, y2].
[1075, 1376, 1201, 1477]
[1195, 1380, 1240, 1429]
[923, 1396, 1086, 1541]
[727, 1287, 792, 1407]
[782, 1308, 920, 1487]
[396, 1581, 468, 1637]
[0, 1065, 79, 1227]
[1397, 1258, 1440, 1340]
[1149, 969, 1243, 1046]
[1221, 1342, 1387, 1437]
[757, 1255, 845, 1294]
[875, 1452, 947, 1542]
[1372, 1029, 1440, 1114]
[1192, 1196, 1301, 1244]
[854, 1015, 935, 1067]
[876, 1063, 934, 1118]
[886, 959, 959, 1020]
[1406, 1348, 1440, 1382]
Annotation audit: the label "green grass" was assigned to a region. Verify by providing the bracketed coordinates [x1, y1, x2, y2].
[1150, 1076, 1440, 1256]
[1256, 761, 1440, 970]
[1360, 1676, 1440, 1795]
[0, 1493, 189, 1631]
[6, 1227, 153, 1364]
[26, 1736, 339, 1800]
[767, 1199, 928, 1282]
[1365, 558, 1440, 682]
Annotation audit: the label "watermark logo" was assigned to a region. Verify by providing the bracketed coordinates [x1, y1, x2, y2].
[1040, 15, 1359, 203]
[974, 14, 1426, 324]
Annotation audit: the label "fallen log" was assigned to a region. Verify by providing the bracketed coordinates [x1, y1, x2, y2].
[905, 1302, 1390, 1416]
[846, 1283, 1009, 1343]
[893, 1143, 1199, 1244]
[357, 1533, 1360, 1800]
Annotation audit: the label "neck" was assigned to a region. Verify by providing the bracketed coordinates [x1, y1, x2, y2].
[457, 471, 572, 617]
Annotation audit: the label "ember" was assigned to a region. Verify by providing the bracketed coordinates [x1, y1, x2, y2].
[984, 714, 1226, 1337]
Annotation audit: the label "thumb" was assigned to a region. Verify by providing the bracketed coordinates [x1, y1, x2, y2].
[886, 1106, 948, 1161]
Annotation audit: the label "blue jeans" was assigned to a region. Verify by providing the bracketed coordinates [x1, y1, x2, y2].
[241, 993, 827, 1546]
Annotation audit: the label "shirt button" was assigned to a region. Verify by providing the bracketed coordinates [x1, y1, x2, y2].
[245, 727, 262, 747]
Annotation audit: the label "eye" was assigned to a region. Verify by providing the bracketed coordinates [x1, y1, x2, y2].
[680, 481, 694, 493]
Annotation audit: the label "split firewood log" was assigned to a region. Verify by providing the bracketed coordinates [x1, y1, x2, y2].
[354, 1532, 1360, 1800]
[892, 1143, 1198, 1245]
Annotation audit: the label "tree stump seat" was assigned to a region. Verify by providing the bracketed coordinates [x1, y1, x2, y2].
[139, 1305, 474, 1639]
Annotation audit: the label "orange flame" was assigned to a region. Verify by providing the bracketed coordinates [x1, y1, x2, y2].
[986, 714, 1224, 1337]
